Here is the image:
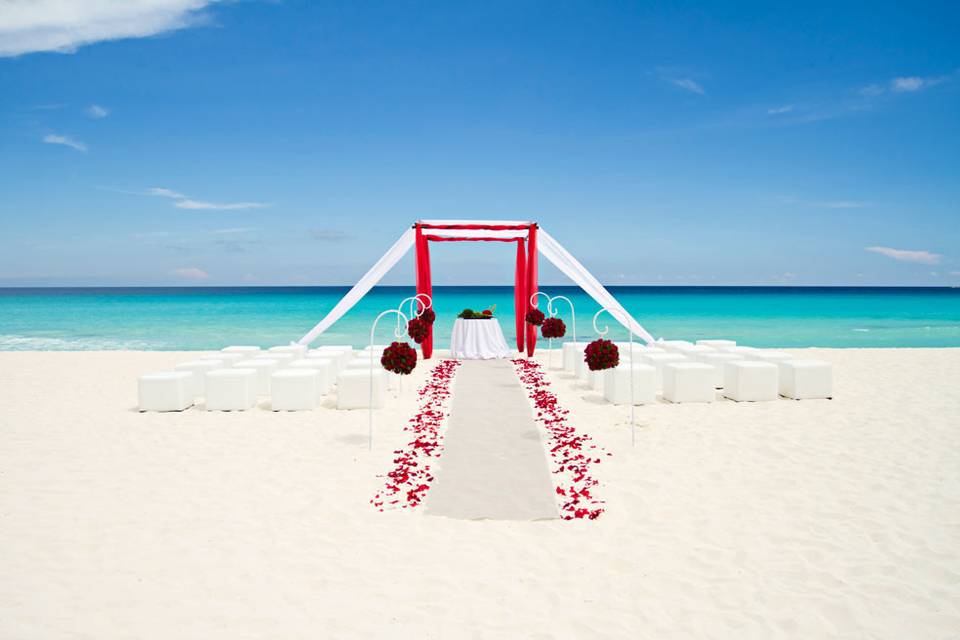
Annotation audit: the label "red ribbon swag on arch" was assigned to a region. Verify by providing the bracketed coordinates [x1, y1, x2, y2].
[414, 222, 538, 360]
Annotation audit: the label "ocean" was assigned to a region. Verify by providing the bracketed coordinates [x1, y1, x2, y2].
[1, 286, 958, 351]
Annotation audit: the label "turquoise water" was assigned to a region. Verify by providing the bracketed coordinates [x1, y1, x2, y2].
[1, 286, 959, 350]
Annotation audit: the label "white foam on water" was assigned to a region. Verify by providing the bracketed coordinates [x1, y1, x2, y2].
[0, 335, 160, 351]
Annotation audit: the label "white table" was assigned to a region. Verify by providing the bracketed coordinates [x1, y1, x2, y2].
[450, 318, 511, 359]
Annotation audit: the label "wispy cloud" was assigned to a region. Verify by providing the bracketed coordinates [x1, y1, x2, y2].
[669, 78, 705, 95]
[866, 246, 942, 265]
[767, 105, 794, 115]
[85, 104, 109, 119]
[147, 187, 187, 199]
[0, 0, 222, 58]
[171, 267, 210, 281]
[141, 186, 268, 211]
[310, 229, 351, 242]
[211, 227, 257, 235]
[174, 199, 267, 210]
[817, 200, 867, 209]
[860, 72, 954, 97]
[42, 133, 87, 152]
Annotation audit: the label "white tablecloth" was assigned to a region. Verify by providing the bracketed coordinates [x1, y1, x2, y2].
[450, 319, 511, 359]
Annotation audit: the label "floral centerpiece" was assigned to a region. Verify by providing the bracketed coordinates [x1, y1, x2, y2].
[457, 304, 496, 319]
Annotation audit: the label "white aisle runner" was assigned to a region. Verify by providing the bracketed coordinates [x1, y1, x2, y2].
[425, 359, 558, 520]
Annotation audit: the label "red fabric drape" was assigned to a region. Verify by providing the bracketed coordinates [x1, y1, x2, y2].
[525, 225, 538, 356]
[514, 239, 526, 353]
[418, 223, 531, 231]
[415, 225, 433, 359]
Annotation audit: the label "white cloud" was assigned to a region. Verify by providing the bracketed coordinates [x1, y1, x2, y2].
[817, 201, 866, 209]
[0, 0, 221, 58]
[174, 199, 267, 210]
[891, 76, 924, 92]
[42, 133, 87, 152]
[86, 104, 109, 119]
[669, 78, 705, 95]
[866, 246, 942, 265]
[171, 267, 209, 280]
[767, 105, 794, 114]
[211, 227, 257, 235]
[147, 187, 188, 199]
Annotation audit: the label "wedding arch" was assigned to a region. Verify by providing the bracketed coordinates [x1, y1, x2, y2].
[297, 220, 655, 357]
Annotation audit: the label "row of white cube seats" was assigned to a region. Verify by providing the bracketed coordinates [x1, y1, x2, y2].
[139, 344, 396, 412]
[559, 339, 832, 404]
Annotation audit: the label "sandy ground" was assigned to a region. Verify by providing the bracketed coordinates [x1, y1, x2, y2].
[1, 348, 959, 639]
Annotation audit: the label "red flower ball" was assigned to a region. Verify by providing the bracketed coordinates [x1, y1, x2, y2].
[525, 308, 546, 326]
[541, 317, 566, 339]
[419, 308, 436, 325]
[584, 338, 619, 371]
[407, 318, 429, 344]
[381, 341, 418, 375]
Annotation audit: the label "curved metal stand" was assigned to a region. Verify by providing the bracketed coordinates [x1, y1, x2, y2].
[368, 309, 409, 451]
[593, 307, 637, 446]
[529, 292, 577, 370]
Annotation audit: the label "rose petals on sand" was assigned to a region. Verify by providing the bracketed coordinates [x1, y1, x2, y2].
[513, 358, 606, 520]
[371, 359, 461, 511]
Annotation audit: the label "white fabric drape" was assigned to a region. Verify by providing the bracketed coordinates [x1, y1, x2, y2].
[537, 228, 655, 344]
[297, 229, 415, 346]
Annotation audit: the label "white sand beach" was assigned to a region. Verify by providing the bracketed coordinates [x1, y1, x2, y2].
[2, 348, 959, 638]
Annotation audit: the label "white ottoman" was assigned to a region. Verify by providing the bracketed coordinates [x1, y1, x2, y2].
[362, 344, 390, 353]
[699, 352, 742, 388]
[256, 352, 294, 368]
[221, 345, 260, 355]
[204, 368, 257, 411]
[696, 339, 736, 349]
[779, 360, 833, 399]
[589, 369, 606, 392]
[603, 363, 656, 405]
[750, 350, 795, 365]
[640, 352, 688, 391]
[174, 359, 223, 399]
[337, 369, 388, 409]
[346, 356, 380, 370]
[663, 362, 716, 403]
[271, 369, 320, 410]
[235, 358, 278, 395]
[138, 372, 194, 412]
[202, 352, 243, 366]
[310, 348, 352, 371]
[724, 361, 778, 402]
[675, 344, 716, 360]
[563, 343, 585, 374]
[722, 346, 759, 358]
[658, 340, 694, 353]
[288, 357, 336, 394]
[268, 344, 307, 359]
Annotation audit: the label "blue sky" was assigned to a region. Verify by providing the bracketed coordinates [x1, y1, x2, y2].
[0, 0, 957, 286]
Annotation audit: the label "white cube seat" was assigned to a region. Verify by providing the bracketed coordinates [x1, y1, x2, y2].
[699, 352, 742, 388]
[663, 362, 716, 403]
[174, 359, 223, 398]
[722, 346, 759, 358]
[779, 360, 833, 399]
[256, 352, 294, 367]
[658, 340, 694, 353]
[640, 352, 689, 391]
[202, 352, 243, 365]
[288, 357, 336, 394]
[696, 339, 736, 349]
[589, 369, 606, 391]
[346, 356, 380, 370]
[310, 348, 352, 371]
[138, 372, 194, 412]
[221, 345, 261, 355]
[271, 369, 320, 411]
[337, 369, 388, 409]
[564, 343, 586, 375]
[724, 361, 778, 402]
[268, 344, 307, 359]
[204, 368, 257, 411]
[750, 350, 795, 365]
[603, 363, 656, 405]
[362, 344, 390, 352]
[235, 358, 278, 395]
[675, 344, 716, 360]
